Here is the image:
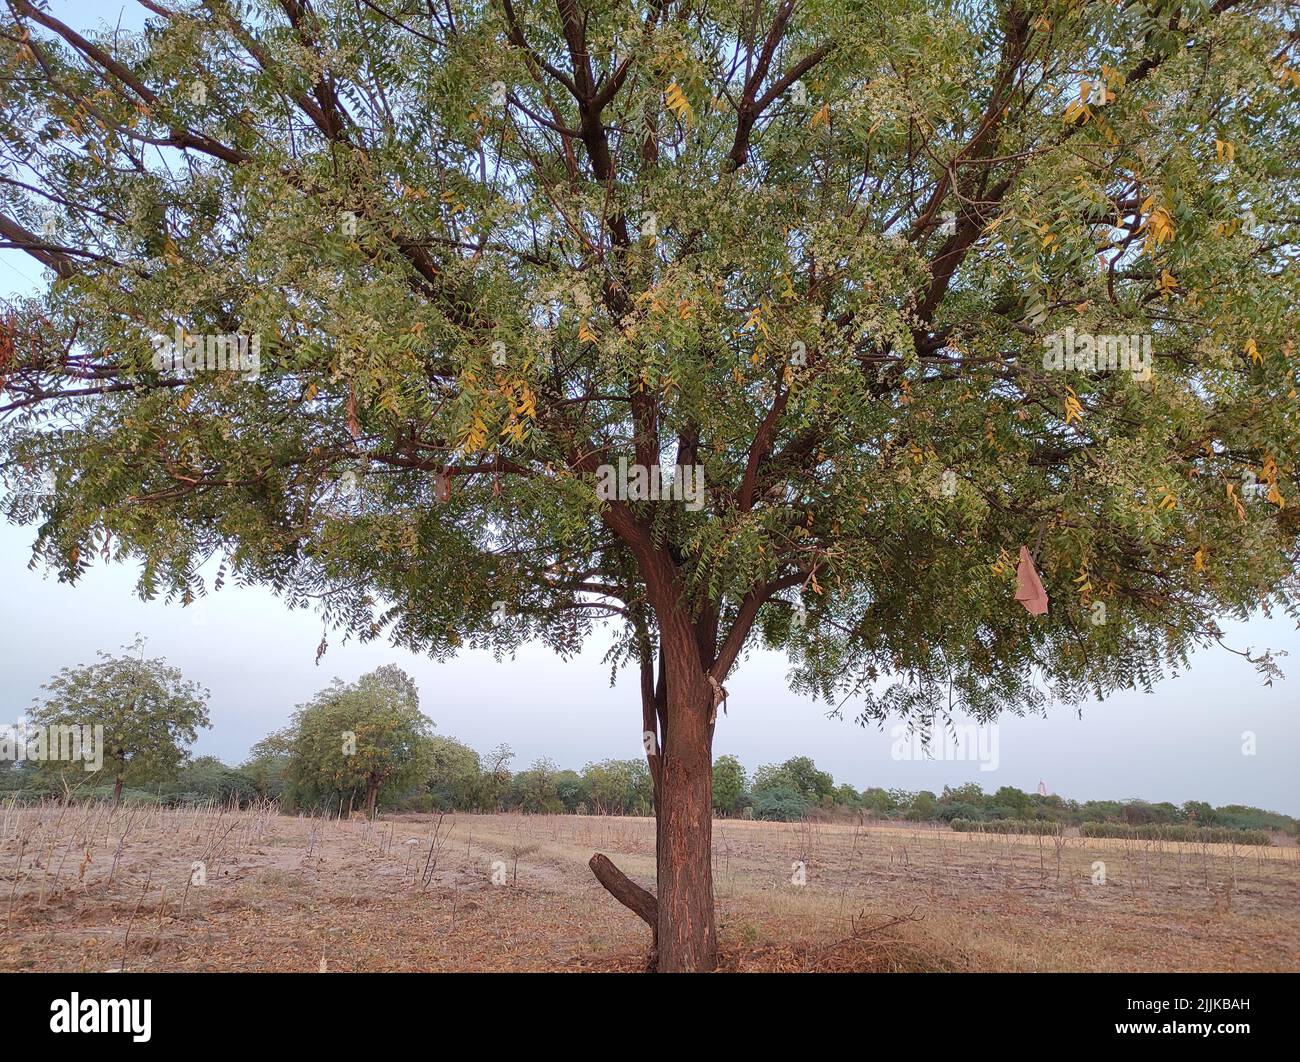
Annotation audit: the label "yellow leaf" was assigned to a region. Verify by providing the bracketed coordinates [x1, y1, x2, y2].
[1244, 337, 1262, 364]
[1226, 481, 1246, 521]
[579, 321, 598, 344]
[1063, 387, 1084, 425]
[665, 82, 694, 126]
[1193, 547, 1205, 572]
[1156, 269, 1177, 295]
[741, 303, 770, 339]
[1063, 99, 1089, 124]
[1215, 139, 1235, 163]
[1140, 205, 1175, 253]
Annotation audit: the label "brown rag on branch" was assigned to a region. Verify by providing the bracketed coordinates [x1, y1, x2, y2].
[707, 675, 728, 724]
[1015, 545, 1049, 616]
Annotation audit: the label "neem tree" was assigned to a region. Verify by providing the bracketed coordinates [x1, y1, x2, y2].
[29, 641, 211, 806]
[276, 663, 433, 816]
[0, 0, 1297, 970]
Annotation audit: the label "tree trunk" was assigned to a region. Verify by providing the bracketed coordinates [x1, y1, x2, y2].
[587, 521, 723, 970]
[364, 782, 379, 819]
[112, 777, 123, 808]
[654, 658, 717, 972]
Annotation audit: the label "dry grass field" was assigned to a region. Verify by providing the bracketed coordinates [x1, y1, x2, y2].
[2, 802, 1297, 972]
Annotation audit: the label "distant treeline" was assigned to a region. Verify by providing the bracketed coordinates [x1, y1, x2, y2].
[4, 743, 1296, 843]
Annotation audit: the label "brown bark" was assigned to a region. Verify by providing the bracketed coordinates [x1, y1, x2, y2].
[590, 613, 720, 970]
[364, 781, 379, 819]
[588, 854, 657, 930]
[653, 657, 717, 971]
[112, 777, 123, 808]
[591, 454, 723, 969]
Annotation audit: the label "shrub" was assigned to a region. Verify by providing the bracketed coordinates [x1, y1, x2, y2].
[393, 789, 436, 812]
[1079, 822, 1270, 845]
[165, 757, 258, 807]
[6, 786, 161, 806]
[950, 817, 1062, 836]
[751, 787, 809, 821]
[936, 802, 984, 823]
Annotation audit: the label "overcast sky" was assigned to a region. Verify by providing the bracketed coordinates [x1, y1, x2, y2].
[1, 2, 1296, 817]
[2, 515, 1296, 814]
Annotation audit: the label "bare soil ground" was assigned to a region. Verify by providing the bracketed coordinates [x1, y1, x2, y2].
[2, 803, 1297, 972]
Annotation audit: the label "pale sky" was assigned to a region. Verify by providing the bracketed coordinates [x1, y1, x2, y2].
[1, 2, 1296, 817]
[2, 515, 1296, 814]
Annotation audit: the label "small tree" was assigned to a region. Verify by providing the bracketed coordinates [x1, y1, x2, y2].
[711, 754, 748, 815]
[283, 664, 433, 817]
[554, 769, 590, 813]
[832, 783, 861, 808]
[752, 756, 834, 803]
[28, 641, 209, 806]
[583, 758, 653, 814]
[781, 756, 836, 803]
[516, 756, 564, 813]
[478, 743, 516, 811]
[241, 736, 291, 802]
[169, 755, 257, 807]
[426, 735, 482, 811]
[906, 790, 939, 821]
[992, 785, 1033, 817]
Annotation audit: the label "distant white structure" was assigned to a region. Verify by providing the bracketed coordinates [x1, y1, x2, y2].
[1037, 779, 1048, 796]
